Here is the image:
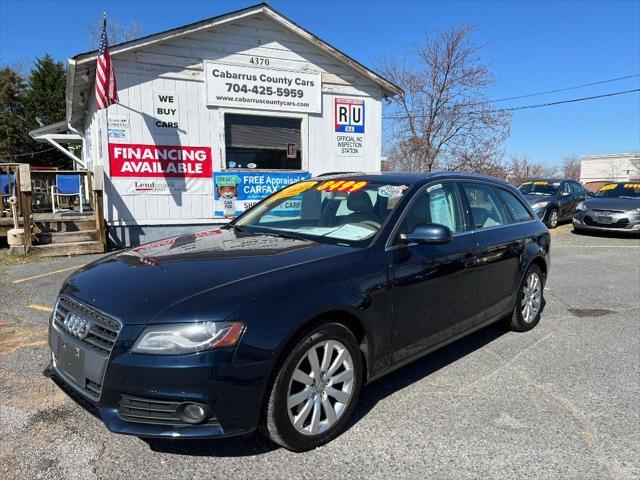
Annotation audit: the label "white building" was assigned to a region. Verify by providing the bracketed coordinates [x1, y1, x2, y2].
[579, 153, 640, 191]
[46, 3, 400, 246]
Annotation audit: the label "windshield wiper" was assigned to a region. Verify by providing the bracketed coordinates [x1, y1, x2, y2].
[256, 229, 307, 241]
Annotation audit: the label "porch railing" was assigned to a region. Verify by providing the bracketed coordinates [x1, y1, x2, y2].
[0, 163, 106, 250]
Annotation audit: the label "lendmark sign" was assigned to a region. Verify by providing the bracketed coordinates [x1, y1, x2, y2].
[109, 144, 212, 178]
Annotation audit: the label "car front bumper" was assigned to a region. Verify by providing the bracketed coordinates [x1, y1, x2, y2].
[573, 210, 640, 233]
[46, 312, 272, 439]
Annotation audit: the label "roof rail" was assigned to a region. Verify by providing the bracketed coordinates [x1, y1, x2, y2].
[316, 171, 367, 177]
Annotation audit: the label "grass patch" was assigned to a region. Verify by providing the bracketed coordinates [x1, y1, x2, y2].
[0, 249, 31, 268]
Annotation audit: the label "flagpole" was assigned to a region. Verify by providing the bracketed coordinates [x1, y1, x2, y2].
[102, 12, 110, 183]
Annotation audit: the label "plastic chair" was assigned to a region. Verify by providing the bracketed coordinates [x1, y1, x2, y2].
[1, 173, 15, 213]
[51, 174, 83, 213]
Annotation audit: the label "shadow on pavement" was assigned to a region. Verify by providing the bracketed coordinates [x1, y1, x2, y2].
[144, 322, 507, 457]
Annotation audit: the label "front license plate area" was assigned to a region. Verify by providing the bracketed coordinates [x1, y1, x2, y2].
[57, 338, 85, 386]
[598, 216, 613, 224]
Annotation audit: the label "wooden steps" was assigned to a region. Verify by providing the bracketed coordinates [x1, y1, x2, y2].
[36, 229, 99, 244]
[29, 240, 105, 257]
[29, 213, 106, 257]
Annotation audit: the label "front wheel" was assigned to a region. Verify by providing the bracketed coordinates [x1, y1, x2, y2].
[506, 264, 545, 332]
[262, 323, 363, 451]
[546, 208, 559, 229]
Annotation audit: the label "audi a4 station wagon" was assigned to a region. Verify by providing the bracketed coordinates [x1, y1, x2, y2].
[573, 182, 640, 234]
[517, 178, 590, 228]
[45, 172, 550, 451]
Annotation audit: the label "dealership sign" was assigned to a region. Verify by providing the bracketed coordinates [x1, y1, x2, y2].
[108, 144, 213, 194]
[204, 61, 321, 113]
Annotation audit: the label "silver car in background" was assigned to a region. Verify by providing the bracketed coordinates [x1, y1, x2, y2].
[573, 182, 640, 234]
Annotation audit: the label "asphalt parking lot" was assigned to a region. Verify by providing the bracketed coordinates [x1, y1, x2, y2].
[1, 223, 639, 480]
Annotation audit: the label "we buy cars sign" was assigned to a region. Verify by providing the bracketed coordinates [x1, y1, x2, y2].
[108, 143, 213, 194]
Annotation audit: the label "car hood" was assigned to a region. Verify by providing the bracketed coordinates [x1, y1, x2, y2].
[61, 228, 364, 325]
[583, 197, 640, 211]
[523, 194, 555, 205]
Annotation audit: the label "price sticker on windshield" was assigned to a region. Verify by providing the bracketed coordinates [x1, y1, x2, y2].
[623, 183, 640, 189]
[599, 184, 617, 191]
[316, 180, 368, 193]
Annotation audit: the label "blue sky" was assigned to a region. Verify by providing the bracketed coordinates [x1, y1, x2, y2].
[1, 0, 638, 166]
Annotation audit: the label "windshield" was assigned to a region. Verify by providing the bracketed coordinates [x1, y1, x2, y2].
[233, 178, 411, 246]
[518, 181, 559, 196]
[595, 183, 640, 199]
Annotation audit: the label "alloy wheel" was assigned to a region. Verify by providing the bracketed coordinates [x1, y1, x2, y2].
[286, 340, 355, 436]
[549, 210, 558, 228]
[521, 271, 542, 323]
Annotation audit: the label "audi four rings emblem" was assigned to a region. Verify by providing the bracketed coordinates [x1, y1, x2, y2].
[64, 313, 90, 339]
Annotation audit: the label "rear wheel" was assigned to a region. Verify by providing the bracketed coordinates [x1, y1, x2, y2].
[506, 264, 545, 332]
[262, 323, 363, 451]
[547, 208, 559, 228]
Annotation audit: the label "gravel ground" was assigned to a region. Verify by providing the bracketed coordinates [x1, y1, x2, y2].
[1, 224, 639, 479]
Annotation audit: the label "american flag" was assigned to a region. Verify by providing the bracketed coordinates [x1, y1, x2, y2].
[95, 17, 118, 110]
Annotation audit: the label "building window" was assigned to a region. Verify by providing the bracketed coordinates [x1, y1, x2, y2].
[224, 114, 302, 170]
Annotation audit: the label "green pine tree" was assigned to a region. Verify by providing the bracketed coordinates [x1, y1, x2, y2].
[23, 54, 68, 167]
[0, 66, 28, 161]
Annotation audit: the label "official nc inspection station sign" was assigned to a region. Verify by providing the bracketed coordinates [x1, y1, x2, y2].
[204, 61, 321, 113]
[214, 171, 311, 217]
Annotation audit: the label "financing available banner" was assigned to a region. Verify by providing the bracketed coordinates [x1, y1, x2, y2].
[214, 171, 311, 218]
[108, 143, 213, 195]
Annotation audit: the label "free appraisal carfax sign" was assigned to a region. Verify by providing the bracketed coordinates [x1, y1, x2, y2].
[108, 144, 212, 178]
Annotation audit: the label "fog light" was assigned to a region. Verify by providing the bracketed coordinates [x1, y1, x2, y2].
[178, 402, 209, 424]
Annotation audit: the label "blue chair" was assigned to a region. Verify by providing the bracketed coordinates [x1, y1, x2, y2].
[1, 173, 15, 213]
[51, 174, 83, 213]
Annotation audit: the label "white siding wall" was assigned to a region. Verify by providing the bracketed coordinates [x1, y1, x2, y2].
[580, 154, 640, 184]
[90, 13, 383, 226]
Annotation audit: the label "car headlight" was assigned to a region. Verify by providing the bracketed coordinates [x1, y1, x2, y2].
[131, 321, 244, 355]
[628, 207, 640, 214]
[576, 201, 587, 211]
[531, 201, 550, 210]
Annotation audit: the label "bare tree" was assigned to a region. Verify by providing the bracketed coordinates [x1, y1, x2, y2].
[505, 154, 558, 185]
[379, 24, 511, 174]
[88, 17, 143, 48]
[562, 155, 581, 180]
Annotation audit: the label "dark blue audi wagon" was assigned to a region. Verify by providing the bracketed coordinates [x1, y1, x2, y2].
[45, 172, 550, 451]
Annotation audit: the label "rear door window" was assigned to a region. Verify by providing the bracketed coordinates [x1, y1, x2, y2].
[461, 183, 509, 229]
[498, 189, 533, 222]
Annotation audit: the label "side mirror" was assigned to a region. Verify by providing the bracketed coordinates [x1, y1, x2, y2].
[401, 223, 453, 245]
[586, 191, 595, 197]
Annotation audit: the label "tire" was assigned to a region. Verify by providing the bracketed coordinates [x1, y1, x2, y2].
[506, 264, 545, 332]
[546, 208, 559, 229]
[261, 322, 363, 451]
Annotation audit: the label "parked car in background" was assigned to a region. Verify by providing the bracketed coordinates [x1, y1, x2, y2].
[45, 172, 550, 452]
[573, 182, 640, 234]
[517, 179, 591, 228]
